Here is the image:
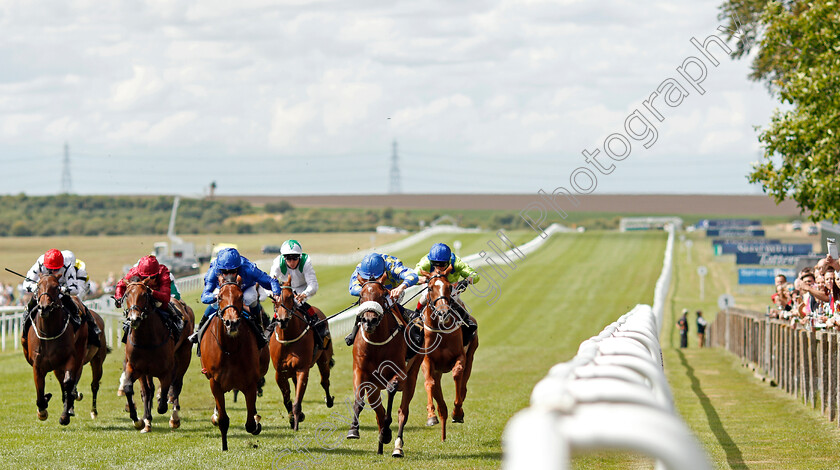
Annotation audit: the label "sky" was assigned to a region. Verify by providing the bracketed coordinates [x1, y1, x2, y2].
[0, 0, 779, 196]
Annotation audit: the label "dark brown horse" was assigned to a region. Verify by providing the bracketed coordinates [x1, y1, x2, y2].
[23, 274, 108, 424]
[121, 277, 194, 432]
[348, 274, 422, 457]
[199, 273, 269, 451]
[269, 276, 334, 431]
[419, 266, 479, 441]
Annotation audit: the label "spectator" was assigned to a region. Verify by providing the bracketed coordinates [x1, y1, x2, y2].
[696, 310, 707, 348]
[677, 309, 689, 348]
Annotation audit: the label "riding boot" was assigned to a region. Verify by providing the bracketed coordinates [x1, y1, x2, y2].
[84, 309, 102, 348]
[121, 320, 130, 344]
[317, 322, 331, 350]
[189, 310, 213, 344]
[61, 295, 82, 329]
[454, 304, 477, 346]
[345, 321, 360, 347]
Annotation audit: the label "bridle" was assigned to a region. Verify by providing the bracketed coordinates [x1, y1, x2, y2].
[424, 273, 462, 334]
[123, 281, 170, 350]
[31, 279, 69, 341]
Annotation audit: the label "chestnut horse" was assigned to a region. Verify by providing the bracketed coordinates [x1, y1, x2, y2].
[420, 266, 479, 441]
[269, 276, 334, 431]
[23, 274, 108, 424]
[121, 277, 194, 433]
[199, 273, 269, 451]
[347, 274, 422, 457]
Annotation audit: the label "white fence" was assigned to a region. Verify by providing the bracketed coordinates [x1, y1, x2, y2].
[502, 224, 711, 469]
[327, 223, 572, 339]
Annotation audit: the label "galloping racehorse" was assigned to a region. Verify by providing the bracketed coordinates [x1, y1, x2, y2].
[420, 265, 479, 441]
[348, 275, 422, 457]
[23, 274, 108, 424]
[269, 276, 334, 431]
[121, 277, 194, 432]
[199, 273, 269, 451]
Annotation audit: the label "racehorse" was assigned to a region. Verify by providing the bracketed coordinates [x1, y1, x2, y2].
[269, 276, 334, 431]
[121, 277, 194, 432]
[23, 274, 108, 425]
[199, 272, 269, 451]
[420, 265, 479, 441]
[348, 274, 422, 457]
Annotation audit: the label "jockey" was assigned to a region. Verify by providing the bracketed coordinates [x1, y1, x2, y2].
[114, 255, 184, 342]
[269, 239, 332, 350]
[21, 249, 101, 348]
[345, 252, 419, 346]
[189, 247, 281, 349]
[415, 243, 479, 344]
[64, 251, 90, 299]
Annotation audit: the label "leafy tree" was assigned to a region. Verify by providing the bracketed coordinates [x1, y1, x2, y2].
[722, 0, 840, 221]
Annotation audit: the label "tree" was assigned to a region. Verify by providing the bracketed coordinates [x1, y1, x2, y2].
[722, 0, 840, 221]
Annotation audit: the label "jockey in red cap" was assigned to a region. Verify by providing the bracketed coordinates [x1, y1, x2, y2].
[115, 255, 184, 342]
[22, 249, 102, 348]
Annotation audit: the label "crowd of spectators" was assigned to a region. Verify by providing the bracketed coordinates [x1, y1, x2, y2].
[770, 254, 840, 330]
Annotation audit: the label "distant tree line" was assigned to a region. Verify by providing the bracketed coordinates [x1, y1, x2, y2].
[0, 194, 565, 236]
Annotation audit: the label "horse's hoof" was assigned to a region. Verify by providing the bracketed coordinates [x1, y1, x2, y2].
[426, 416, 439, 426]
[67, 408, 75, 417]
[326, 395, 334, 408]
[169, 419, 180, 429]
[134, 420, 144, 430]
[91, 411, 98, 420]
[211, 413, 219, 426]
[289, 417, 295, 430]
[299, 412, 305, 423]
[380, 427, 392, 445]
[157, 403, 168, 415]
[392, 438, 405, 458]
[75, 392, 83, 401]
[346, 428, 360, 439]
[255, 414, 261, 424]
[253, 422, 262, 435]
[452, 416, 464, 423]
[59, 414, 70, 426]
[37, 410, 48, 421]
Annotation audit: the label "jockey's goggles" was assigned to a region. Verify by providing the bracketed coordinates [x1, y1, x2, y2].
[220, 268, 238, 274]
[284, 255, 301, 261]
[430, 260, 449, 268]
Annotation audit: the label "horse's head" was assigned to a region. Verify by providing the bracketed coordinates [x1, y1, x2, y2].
[217, 272, 244, 336]
[34, 274, 61, 319]
[358, 272, 389, 332]
[123, 276, 155, 328]
[425, 265, 455, 323]
[271, 276, 296, 329]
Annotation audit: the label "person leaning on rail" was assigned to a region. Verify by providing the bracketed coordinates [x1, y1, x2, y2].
[414, 242, 479, 346]
[189, 247, 281, 351]
[268, 239, 331, 351]
[345, 252, 420, 347]
[21, 248, 102, 349]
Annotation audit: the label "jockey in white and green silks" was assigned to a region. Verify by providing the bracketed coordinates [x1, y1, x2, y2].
[269, 239, 331, 350]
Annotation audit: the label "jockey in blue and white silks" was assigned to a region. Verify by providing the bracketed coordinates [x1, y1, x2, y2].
[345, 253, 419, 346]
[190, 247, 281, 348]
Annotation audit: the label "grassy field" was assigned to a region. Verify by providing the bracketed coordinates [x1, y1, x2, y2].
[0, 230, 667, 469]
[663, 229, 840, 469]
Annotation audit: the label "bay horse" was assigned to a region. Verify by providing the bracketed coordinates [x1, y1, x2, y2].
[348, 274, 422, 457]
[121, 277, 194, 432]
[23, 274, 108, 425]
[199, 272, 269, 451]
[420, 266, 479, 441]
[269, 276, 334, 431]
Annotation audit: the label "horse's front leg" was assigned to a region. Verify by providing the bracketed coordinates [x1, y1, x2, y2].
[140, 376, 155, 433]
[244, 384, 262, 436]
[347, 370, 365, 439]
[423, 358, 439, 426]
[369, 388, 390, 455]
[33, 367, 51, 421]
[122, 365, 143, 430]
[209, 379, 229, 451]
[451, 353, 467, 423]
[58, 366, 79, 425]
[394, 355, 422, 458]
[292, 369, 309, 431]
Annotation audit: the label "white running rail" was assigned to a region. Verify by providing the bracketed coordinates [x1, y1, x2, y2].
[501, 224, 711, 470]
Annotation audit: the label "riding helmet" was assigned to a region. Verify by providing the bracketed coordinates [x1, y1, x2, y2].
[138, 255, 161, 277]
[280, 239, 303, 256]
[359, 253, 386, 279]
[43, 249, 64, 270]
[429, 243, 452, 264]
[217, 248, 242, 270]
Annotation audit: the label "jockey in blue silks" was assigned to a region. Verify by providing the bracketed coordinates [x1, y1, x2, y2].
[345, 252, 419, 346]
[189, 247, 281, 350]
